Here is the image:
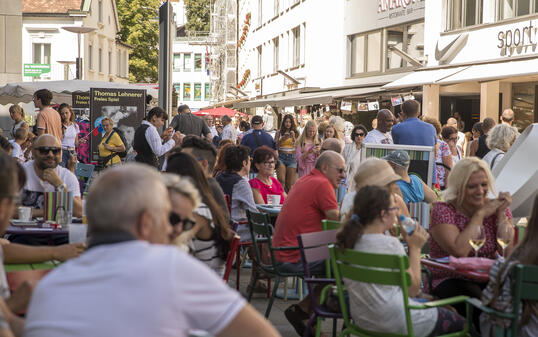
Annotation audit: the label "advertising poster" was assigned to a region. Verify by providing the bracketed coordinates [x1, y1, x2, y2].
[367, 101, 380, 111]
[340, 100, 352, 111]
[89, 88, 146, 161]
[391, 96, 403, 106]
[358, 103, 369, 111]
[72, 92, 90, 119]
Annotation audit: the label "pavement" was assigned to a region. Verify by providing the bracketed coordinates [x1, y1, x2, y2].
[228, 266, 340, 337]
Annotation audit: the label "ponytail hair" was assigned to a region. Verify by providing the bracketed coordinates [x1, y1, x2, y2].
[336, 185, 392, 250]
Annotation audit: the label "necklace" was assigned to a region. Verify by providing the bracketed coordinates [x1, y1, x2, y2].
[258, 175, 272, 186]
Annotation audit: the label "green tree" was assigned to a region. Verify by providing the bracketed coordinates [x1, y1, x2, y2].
[116, 0, 160, 82]
[184, 0, 210, 32]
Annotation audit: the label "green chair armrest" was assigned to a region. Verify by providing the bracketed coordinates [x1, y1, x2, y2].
[31, 262, 57, 270]
[408, 295, 469, 309]
[466, 297, 516, 319]
[4, 264, 32, 272]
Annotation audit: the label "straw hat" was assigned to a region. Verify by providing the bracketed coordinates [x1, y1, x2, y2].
[353, 157, 401, 190]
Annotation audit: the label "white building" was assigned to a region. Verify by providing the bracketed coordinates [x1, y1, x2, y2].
[171, 0, 212, 111]
[386, 0, 538, 132]
[233, 0, 425, 122]
[21, 0, 130, 83]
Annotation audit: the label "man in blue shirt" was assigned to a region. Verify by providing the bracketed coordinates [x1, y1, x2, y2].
[391, 100, 437, 184]
[240, 115, 276, 154]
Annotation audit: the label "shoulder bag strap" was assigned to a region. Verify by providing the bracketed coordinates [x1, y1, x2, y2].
[490, 153, 502, 169]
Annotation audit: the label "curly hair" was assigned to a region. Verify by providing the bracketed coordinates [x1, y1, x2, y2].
[486, 124, 518, 152]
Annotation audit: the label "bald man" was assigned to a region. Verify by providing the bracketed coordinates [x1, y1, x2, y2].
[272, 151, 345, 336]
[320, 137, 343, 153]
[501, 109, 515, 126]
[20, 135, 82, 221]
[364, 109, 394, 144]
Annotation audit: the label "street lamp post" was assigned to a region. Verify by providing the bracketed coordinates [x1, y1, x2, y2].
[61, 26, 97, 80]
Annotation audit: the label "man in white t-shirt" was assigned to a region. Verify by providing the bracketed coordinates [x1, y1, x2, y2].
[20, 135, 82, 218]
[364, 109, 394, 144]
[23, 164, 281, 337]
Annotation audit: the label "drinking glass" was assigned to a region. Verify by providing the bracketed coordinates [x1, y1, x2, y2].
[469, 226, 486, 257]
[496, 220, 512, 258]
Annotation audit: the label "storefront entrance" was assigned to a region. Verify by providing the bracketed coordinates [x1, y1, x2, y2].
[513, 82, 538, 132]
[440, 95, 480, 133]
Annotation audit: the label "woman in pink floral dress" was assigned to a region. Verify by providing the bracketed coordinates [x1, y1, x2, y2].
[295, 120, 320, 178]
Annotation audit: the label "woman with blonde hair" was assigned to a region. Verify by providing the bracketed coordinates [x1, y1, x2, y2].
[482, 124, 518, 171]
[295, 119, 320, 177]
[429, 157, 513, 324]
[97, 117, 125, 168]
[9, 105, 29, 139]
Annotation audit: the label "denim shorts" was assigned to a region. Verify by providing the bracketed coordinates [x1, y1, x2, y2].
[278, 152, 297, 168]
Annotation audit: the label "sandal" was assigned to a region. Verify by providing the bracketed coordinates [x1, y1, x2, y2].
[284, 304, 310, 337]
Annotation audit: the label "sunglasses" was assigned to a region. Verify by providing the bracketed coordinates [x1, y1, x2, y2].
[169, 212, 196, 231]
[355, 132, 365, 137]
[36, 147, 61, 155]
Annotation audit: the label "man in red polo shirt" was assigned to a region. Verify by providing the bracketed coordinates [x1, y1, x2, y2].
[272, 150, 345, 337]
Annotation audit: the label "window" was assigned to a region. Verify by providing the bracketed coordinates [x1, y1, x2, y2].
[448, 0, 482, 30]
[98, 48, 103, 72]
[194, 83, 202, 101]
[89, 45, 93, 69]
[116, 52, 120, 75]
[173, 83, 181, 93]
[194, 53, 202, 71]
[257, 46, 262, 77]
[173, 54, 181, 70]
[499, 0, 538, 19]
[386, 22, 424, 70]
[98, 0, 103, 23]
[183, 53, 191, 71]
[273, 37, 279, 73]
[32, 43, 51, 64]
[183, 83, 191, 101]
[350, 30, 382, 75]
[204, 83, 210, 101]
[108, 51, 112, 74]
[292, 26, 300, 67]
[258, 0, 262, 26]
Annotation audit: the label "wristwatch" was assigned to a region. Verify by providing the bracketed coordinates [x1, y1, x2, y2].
[55, 183, 67, 192]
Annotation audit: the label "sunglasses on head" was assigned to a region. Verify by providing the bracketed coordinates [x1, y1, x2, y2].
[36, 147, 61, 155]
[169, 212, 196, 231]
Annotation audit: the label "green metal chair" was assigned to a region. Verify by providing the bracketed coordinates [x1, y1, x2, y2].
[246, 210, 305, 318]
[467, 264, 538, 337]
[322, 219, 341, 231]
[329, 245, 471, 337]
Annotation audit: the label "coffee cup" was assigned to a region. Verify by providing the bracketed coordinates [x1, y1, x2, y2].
[267, 194, 281, 205]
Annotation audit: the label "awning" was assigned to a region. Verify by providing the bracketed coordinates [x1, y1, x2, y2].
[382, 66, 469, 89]
[234, 86, 383, 108]
[437, 58, 538, 85]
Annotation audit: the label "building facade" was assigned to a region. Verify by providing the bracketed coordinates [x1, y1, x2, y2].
[22, 0, 130, 83]
[0, 0, 22, 86]
[386, 0, 538, 132]
[171, 0, 212, 111]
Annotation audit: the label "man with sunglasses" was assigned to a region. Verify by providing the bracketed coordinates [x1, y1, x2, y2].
[24, 164, 281, 337]
[19, 135, 81, 229]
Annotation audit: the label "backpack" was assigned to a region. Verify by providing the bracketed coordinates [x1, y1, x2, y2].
[106, 127, 129, 158]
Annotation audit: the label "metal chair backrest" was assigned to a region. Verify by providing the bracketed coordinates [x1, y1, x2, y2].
[223, 235, 240, 282]
[246, 210, 275, 272]
[321, 219, 340, 231]
[75, 163, 94, 193]
[329, 245, 414, 337]
[298, 230, 338, 278]
[510, 264, 538, 335]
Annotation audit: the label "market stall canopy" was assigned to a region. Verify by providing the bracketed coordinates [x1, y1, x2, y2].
[0, 80, 159, 105]
[233, 86, 383, 108]
[494, 123, 538, 218]
[193, 107, 245, 117]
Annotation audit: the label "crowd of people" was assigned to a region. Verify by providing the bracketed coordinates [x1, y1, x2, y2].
[0, 90, 535, 337]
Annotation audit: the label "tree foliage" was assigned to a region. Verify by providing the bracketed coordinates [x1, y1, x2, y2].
[184, 0, 210, 32]
[116, 0, 160, 82]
